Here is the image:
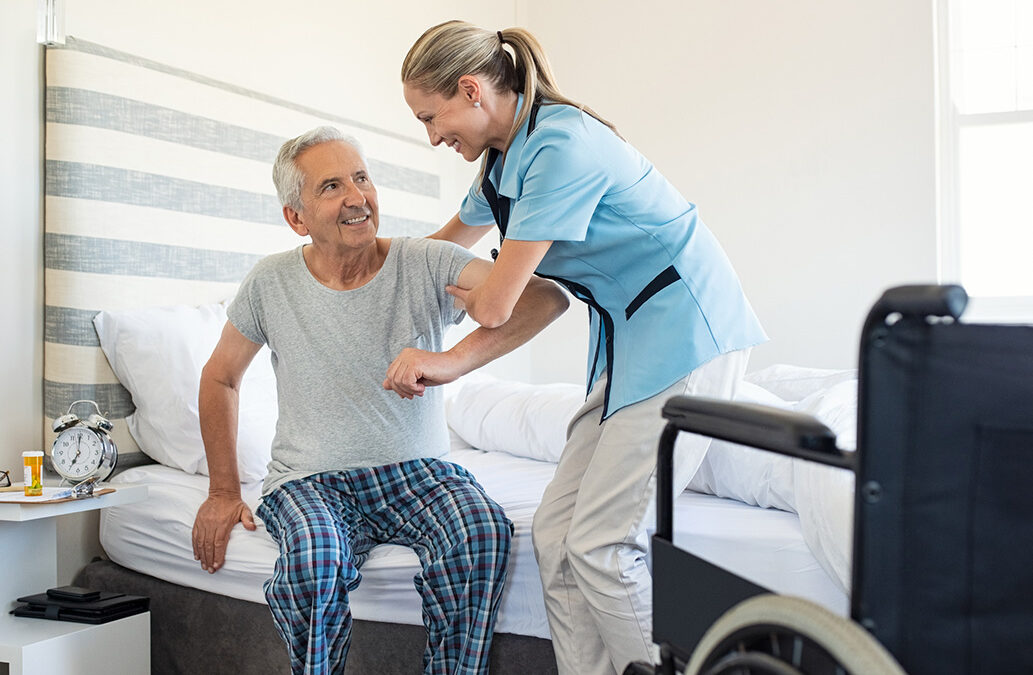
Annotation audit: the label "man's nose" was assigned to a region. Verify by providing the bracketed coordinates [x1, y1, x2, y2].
[428, 128, 443, 147]
[343, 181, 366, 206]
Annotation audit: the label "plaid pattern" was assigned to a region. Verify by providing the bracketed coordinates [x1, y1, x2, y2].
[257, 458, 513, 675]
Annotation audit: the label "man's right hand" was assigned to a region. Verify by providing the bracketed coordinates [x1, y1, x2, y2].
[192, 493, 256, 574]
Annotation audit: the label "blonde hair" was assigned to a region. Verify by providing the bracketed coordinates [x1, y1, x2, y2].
[401, 20, 620, 164]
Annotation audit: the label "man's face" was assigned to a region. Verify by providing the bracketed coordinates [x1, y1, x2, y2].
[288, 141, 379, 250]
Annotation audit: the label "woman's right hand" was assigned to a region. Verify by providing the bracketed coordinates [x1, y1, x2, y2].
[450, 240, 554, 329]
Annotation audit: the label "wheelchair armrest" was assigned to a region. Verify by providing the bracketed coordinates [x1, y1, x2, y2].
[655, 396, 855, 543]
[661, 396, 850, 465]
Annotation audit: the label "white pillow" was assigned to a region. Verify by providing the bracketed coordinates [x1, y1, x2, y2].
[686, 381, 798, 511]
[687, 373, 859, 514]
[446, 375, 584, 463]
[745, 364, 857, 402]
[93, 303, 277, 482]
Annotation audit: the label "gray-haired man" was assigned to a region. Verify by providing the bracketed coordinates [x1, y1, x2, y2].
[191, 126, 567, 674]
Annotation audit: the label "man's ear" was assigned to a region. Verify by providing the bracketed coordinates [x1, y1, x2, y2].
[457, 74, 481, 104]
[283, 206, 308, 236]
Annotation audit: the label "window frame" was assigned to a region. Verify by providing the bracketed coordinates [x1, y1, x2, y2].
[936, 0, 1033, 323]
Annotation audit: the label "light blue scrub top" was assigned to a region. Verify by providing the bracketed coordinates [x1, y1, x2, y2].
[460, 97, 767, 419]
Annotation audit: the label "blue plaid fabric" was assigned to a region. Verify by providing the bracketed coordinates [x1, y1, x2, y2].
[256, 458, 513, 675]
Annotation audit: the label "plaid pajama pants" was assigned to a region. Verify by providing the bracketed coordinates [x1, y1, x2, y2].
[256, 458, 512, 675]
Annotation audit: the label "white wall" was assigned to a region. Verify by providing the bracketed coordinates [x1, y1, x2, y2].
[522, 0, 939, 370]
[1, 2, 44, 497]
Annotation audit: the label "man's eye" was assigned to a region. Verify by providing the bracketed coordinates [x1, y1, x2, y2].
[323, 182, 338, 192]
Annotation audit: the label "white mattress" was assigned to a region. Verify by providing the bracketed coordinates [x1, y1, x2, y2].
[101, 447, 846, 639]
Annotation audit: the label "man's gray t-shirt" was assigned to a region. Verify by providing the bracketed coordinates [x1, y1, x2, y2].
[227, 237, 477, 495]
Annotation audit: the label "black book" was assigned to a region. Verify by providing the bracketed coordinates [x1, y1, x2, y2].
[12, 589, 149, 624]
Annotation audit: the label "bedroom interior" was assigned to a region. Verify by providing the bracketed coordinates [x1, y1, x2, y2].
[2, 0, 1029, 673]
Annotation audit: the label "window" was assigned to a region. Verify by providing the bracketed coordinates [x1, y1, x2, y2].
[939, 0, 1033, 321]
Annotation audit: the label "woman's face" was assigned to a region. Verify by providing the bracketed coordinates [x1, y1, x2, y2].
[403, 83, 490, 162]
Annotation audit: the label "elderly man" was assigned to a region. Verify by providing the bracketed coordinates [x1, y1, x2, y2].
[191, 126, 568, 675]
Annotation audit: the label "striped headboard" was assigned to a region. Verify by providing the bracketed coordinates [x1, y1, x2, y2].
[44, 37, 446, 464]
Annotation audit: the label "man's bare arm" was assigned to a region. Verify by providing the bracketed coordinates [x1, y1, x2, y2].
[192, 321, 262, 573]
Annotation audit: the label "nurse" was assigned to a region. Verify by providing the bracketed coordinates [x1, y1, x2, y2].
[402, 20, 767, 675]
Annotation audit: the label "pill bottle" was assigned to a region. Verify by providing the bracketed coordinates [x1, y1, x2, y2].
[23, 451, 44, 497]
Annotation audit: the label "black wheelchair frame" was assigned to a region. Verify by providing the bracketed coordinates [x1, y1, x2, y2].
[634, 285, 1033, 675]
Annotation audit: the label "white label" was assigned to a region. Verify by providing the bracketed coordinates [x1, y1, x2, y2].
[24, 465, 32, 484]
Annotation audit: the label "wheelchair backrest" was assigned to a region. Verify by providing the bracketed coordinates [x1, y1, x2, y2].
[852, 291, 1033, 675]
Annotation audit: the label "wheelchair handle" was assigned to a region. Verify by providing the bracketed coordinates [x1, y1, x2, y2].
[865, 284, 967, 329]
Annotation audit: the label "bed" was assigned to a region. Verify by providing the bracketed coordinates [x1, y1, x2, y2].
[44, 36, 857, 674]
[75, 325, 856, 674]
[82, 371, 855, 673]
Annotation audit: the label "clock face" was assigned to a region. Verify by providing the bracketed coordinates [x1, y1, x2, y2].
[53, 426, 106, 479]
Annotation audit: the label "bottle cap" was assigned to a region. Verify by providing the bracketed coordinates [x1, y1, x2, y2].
[23, 451, 44, 457]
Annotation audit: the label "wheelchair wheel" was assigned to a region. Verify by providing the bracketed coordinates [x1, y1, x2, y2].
[685, 594, 905, 675]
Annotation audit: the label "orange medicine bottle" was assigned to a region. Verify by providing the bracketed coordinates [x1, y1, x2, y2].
[23, 451, 43, 496]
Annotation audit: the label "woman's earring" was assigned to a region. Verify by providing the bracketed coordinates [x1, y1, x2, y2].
[473, 101, 481, 108]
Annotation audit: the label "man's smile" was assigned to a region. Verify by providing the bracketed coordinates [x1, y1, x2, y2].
[341, 213, 369, 225]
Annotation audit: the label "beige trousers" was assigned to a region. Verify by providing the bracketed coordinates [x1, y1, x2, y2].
[531, 349, 750, 675]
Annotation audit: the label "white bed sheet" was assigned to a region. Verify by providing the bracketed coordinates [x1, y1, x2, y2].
[101, 447, 846, 640]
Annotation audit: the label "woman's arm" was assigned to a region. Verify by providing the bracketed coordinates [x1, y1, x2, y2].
[382, 256, 568, 399]
[447, 238, 554, 328]
[427, 212, 496, 249]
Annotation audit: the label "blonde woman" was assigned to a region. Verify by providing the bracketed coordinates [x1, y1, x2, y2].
[402, 21, 766, 675]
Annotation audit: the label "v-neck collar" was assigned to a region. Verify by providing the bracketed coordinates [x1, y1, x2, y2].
[494, 93, 533, 199]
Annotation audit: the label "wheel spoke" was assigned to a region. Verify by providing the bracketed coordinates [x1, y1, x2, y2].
[704, 652, 804, 675]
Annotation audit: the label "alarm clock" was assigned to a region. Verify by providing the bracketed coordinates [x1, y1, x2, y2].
[50, 400, 118, 484]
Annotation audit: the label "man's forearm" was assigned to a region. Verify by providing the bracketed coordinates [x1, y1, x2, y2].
[448, 277, 568, 374]
[198, 369, 244, 496]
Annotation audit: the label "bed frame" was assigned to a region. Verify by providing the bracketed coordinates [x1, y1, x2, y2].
[46, 37, 557, 672]
[74, 560, 556, 674]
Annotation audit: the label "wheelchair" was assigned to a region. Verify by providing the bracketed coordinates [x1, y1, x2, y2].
[627, 285, 1033, 674]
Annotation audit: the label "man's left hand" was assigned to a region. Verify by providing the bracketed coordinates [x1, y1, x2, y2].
[383, 348, 462, 399]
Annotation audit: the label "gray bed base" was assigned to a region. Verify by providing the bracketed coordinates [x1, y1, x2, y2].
[74, 559, 558, 674]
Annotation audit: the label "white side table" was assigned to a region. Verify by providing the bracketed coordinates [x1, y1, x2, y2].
[0, 484, 150, 675]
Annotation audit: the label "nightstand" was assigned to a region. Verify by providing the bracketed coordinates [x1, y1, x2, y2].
[0, 484, 150, 674]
